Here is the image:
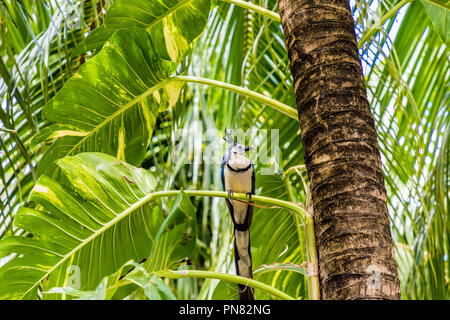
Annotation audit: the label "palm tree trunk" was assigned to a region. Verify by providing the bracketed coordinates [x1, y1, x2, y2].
[278, 0, 401, 299]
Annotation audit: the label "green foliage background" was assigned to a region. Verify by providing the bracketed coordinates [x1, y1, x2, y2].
[0, 0, 448, 299]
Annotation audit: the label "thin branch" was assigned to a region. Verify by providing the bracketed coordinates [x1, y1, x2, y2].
[219, 0, 280, 22]
[0, 127, 17, 134]
[174, 75, 298, 120]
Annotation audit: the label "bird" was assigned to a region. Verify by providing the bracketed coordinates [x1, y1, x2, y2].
[221, 129, 255, 300]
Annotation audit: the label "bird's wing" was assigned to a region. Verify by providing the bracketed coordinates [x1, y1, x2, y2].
[251, 162, 255, 194]
[220, 162, 226, 191]
[221, 161, 236, 223]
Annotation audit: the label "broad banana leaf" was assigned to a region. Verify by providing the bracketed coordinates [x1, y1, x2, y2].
[420, 0, 449, 45]
[47, 260, 179, 300]
[79, 0, 211, 62]
[38, 28, 185, 176]
[0, 152, 197, 299]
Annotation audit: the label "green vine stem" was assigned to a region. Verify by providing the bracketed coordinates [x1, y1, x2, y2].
[0, 127, 17, 134]
[280, 166, 320, 300]
[219, 0, 281, 21]
[155, 270, 295, 300]
[174, 76, 298, 120]
[282, 166, 308, 293]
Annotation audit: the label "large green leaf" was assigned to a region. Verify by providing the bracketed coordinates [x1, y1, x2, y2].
[46, 260, 179, 300]
[421, 0, 449, 45]
[38, 28, 185, 176]
[145, 189, 197, 272]
[44, 260, 135, 300]
[80, 0, 211, 62]
[0, 152, 197, 299]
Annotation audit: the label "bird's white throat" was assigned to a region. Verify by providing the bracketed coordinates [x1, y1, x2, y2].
[228, 153, 251, 170]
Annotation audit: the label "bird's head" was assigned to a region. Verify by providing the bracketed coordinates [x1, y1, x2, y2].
[223, 129, 252, 169]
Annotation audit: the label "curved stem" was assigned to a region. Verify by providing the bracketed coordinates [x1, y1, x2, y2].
[282, 169, 307, 290]
[282, 164, 306, 177]
[219, 0, 280, 21]
[0, 127, 17, 134]
[281, 169, 320, 300]
[154, 190, 307, 221]
[305, 214, 320, 300]
[156, 270, 295, 300]
[174, 75, 298, 120]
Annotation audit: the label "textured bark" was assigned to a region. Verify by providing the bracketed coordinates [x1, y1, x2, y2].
[278, 0, 401, 299]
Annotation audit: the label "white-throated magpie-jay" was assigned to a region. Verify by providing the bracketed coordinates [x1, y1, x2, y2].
[221, 130, 255, 300]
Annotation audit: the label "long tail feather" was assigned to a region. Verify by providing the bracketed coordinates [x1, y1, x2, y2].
[226, 198, 255, 300]
[234, 226, 254, 300]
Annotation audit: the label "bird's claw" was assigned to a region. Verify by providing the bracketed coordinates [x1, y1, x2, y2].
[246, 192, 252, 201]
[227, 190, 234, 200]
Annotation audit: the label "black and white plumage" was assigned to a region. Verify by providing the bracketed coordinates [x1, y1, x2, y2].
[221, 132, 255, 300]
